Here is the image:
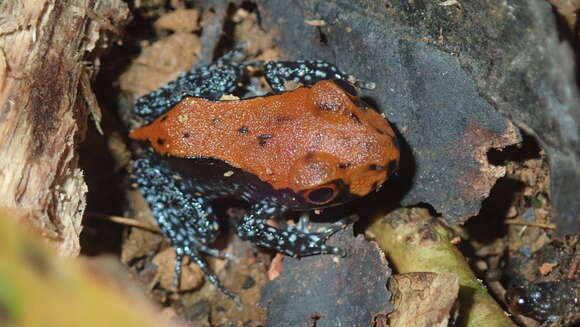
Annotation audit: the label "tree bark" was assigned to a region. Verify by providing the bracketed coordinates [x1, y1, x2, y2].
[0, 0, 130, 257]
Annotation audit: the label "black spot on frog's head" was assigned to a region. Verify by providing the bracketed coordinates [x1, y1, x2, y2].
[183, 133, 191, 138]
[238, 126, 249, 134]
[349, 113, 362, 124]
[257, 134, 273, 146]
[375, 127, 389, 135]
[157, 138, 166, 145]
[386, 160, 398, 177]
[338, 163, 351, 169]
[318, 102, 341, 112]
[354, 98, 373, 110]
[160, 115, 168, 122]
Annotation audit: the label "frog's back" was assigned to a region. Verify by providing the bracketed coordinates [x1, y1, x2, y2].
[130, 80, 399, 198]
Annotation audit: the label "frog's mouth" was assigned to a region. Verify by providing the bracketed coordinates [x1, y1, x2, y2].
[290, 194, 360, 211]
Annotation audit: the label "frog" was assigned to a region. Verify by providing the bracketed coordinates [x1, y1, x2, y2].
[129, 50, 400, 302]
[505, 280, 580, 325]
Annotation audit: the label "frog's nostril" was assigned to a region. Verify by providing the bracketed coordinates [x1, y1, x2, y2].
[349, 113, 362, 124]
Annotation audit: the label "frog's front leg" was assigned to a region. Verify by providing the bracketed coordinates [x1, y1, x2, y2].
[235, 201, 351, 257]
[260, 60, 348, 92]
[132, 154, 238, 302]
[260, 60, 377, 92]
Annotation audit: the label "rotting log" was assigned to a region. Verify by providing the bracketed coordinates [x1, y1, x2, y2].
[369, 208, 517, 327]
[0, 0, 130, 256]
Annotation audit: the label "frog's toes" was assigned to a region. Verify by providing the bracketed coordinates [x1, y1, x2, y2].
[347, 75, 376, 90]
[300, 216, 356, 257]
[171, 247, 240, 303]
[319, 243, 347, 257]
[196, 244, 237, 262]
[292, 214, 357, 239]
[294, 212, 312, 233]
[319, 215, 358, 241]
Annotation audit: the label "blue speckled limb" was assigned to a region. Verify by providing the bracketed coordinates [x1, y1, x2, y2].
[134, 50, 246, 123]
[136, 57, 355, 123]
[132, 154, 239, 303]
[261, 60, 349, 91]
[235, 204, 350, 258]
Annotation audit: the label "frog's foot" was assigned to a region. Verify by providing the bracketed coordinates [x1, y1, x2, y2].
[346, 75, 376, 90]
[195, 243, 238, 262]
[258, 59, 377, 93]
[294, 212, 357, 235]
[291, 213, 358, 257]
[318, 215, 358, 244]
[172, 245, 241, 306]
[236, 211, 356, 258]
[134, 51, 246, 123]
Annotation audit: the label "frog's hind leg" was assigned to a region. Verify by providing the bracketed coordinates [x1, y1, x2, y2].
[134, 48, 247, 124]
[132, 153, 238, 302]
[235, 202, 354, 258]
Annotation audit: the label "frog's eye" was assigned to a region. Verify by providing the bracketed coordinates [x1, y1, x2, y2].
[505, 287, 535, 316]
[304, 183, 339, 205]
[332, 79, 358, 97]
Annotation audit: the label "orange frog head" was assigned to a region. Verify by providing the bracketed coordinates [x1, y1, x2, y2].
[282, 80, 400, 208]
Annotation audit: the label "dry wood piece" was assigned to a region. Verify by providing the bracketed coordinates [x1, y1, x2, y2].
[369, 208, 517, 327]
[0, 0, 130, 256]
[389, 272, 460, 327]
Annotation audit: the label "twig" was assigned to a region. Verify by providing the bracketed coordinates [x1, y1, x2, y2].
[370, 208, 518, 327]
[504, 219, 556, 230]
[566, 254, 578, 280]
[89, 213, 161, 233]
